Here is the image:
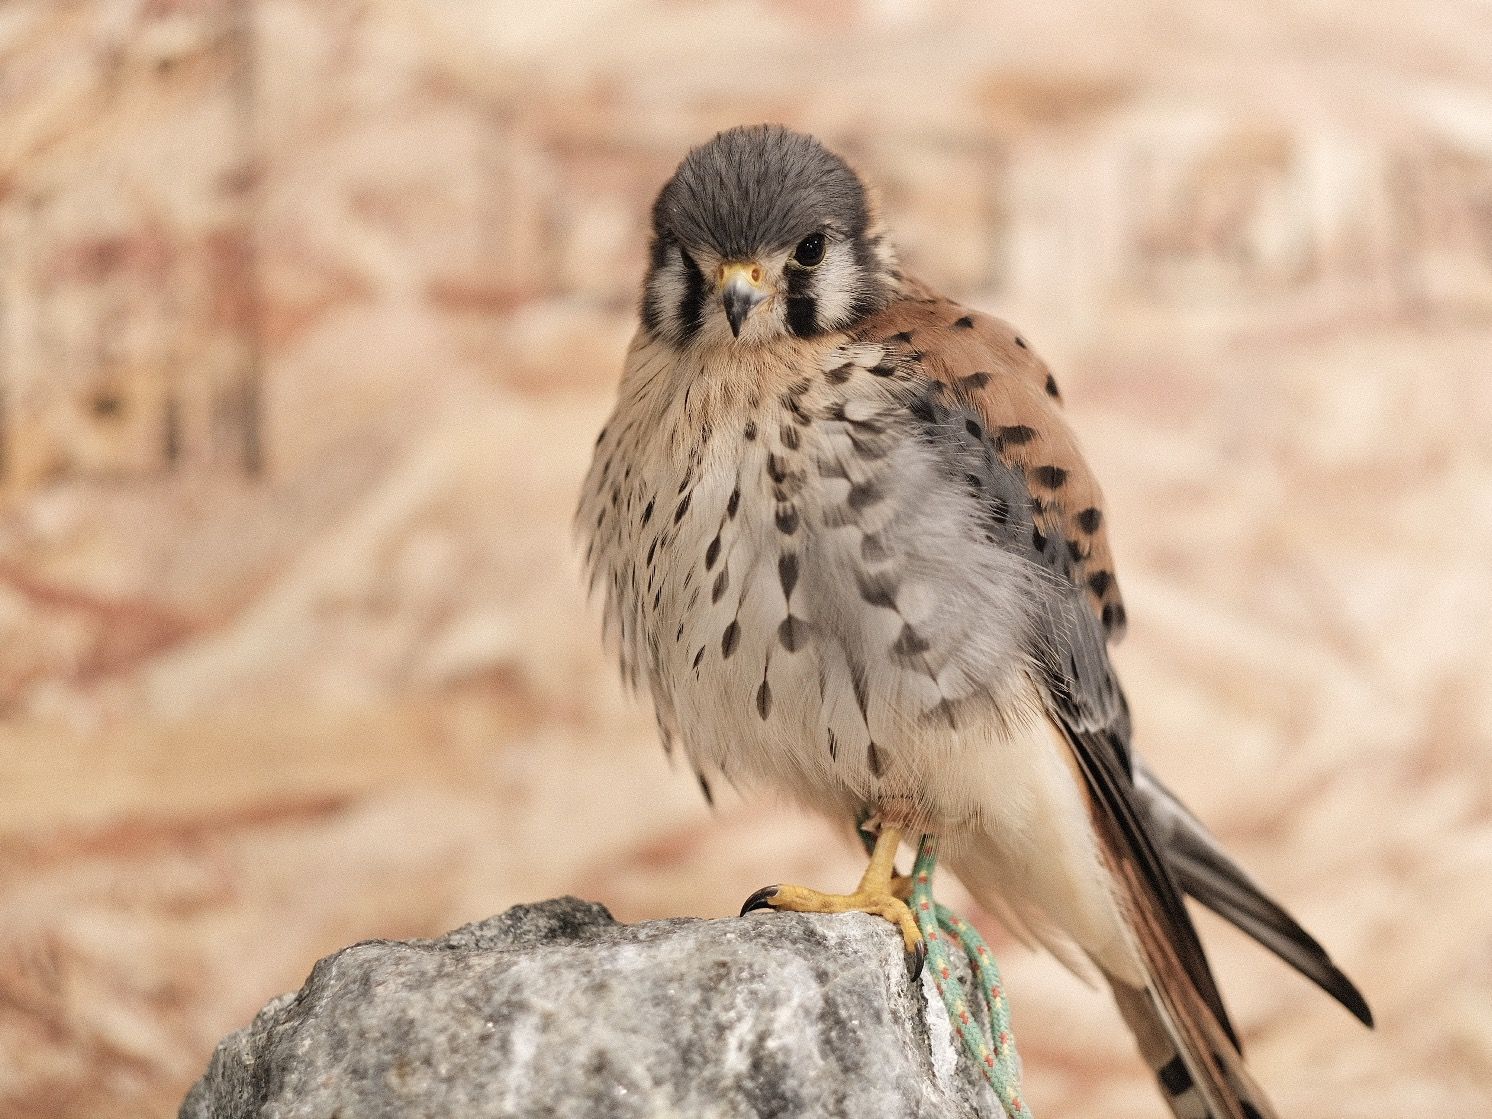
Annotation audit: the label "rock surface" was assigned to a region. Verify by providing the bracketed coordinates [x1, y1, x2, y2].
[179, 897, 1002, 1118]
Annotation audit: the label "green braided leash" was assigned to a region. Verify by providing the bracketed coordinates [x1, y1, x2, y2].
[910, 835, 1031, 1118]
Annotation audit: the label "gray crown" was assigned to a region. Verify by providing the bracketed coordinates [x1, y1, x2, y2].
[652, 124, 870, 260]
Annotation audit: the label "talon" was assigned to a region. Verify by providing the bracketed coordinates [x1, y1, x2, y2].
[740, 885, 781, 916]
[740, 827, 922, 967]
[907, 936, 928, 981]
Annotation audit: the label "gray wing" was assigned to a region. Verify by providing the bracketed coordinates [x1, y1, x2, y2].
[920, 380, 1242, 1043]
[924, 378, 1371, 1030]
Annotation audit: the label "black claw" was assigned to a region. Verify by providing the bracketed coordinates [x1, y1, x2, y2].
[740, 886, 781, 917]
[907, 938, 927, 982]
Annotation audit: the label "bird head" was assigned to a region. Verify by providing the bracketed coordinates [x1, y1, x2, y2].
[641, 125, 898, 347]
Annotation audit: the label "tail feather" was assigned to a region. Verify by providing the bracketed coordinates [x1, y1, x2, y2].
[1040, 713, 1365, 1118]
[1110, 977, 1275, 1119]
[1111, 980, 1213, 1119]
[1107, 839, 1279, 1119]
[1134, 760, 1374, 1028]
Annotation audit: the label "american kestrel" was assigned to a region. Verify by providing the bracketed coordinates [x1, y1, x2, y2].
[578, 124, 1371, 1119]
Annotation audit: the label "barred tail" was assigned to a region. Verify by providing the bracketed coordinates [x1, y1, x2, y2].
[1109, 976, 1276, 1119]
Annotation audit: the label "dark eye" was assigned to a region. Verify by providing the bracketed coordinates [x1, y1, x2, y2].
[792, 233, 826, 268]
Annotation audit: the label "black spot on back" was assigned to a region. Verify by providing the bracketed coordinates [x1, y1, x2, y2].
[996, 424, 1036, 448]
[906, 395, 938, 425]
[1032, 464, 1068, 488]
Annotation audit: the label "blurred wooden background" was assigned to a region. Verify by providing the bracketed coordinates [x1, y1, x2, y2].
[2, 1, 1490, 1116]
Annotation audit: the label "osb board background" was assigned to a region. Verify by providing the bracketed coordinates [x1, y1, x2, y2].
[1, 1, 1489, 1116]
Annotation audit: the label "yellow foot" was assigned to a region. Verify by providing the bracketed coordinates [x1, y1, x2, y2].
[740, 826, 926, 978]
[740, 883, 923, 957]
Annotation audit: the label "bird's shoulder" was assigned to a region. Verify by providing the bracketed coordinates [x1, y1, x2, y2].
[843, 283, 1127, 641]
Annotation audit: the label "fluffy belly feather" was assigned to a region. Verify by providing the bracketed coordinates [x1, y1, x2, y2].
[583, 334, 1139, 981]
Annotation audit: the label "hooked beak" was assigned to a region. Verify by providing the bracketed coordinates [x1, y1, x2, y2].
[718, 261, 768, 338]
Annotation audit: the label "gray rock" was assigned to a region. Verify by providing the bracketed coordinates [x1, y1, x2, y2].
[181, 896, 1006, 1118]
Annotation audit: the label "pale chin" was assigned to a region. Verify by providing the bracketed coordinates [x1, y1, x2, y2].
[708, 301, 784, 346]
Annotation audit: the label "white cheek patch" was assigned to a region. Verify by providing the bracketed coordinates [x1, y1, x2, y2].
[804, 241, 862, 331]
